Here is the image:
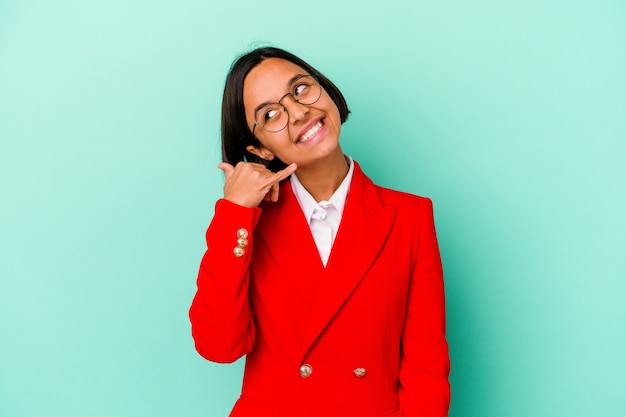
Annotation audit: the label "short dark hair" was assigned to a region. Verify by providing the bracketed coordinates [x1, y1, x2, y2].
[221, 47, 350, 172]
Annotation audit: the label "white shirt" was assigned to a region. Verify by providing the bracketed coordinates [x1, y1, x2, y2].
[290, 155, 355, 267]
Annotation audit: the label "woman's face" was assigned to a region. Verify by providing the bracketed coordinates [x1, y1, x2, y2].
[243, 58, 343, 168]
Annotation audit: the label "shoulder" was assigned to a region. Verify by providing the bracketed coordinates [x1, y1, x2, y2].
[352, 160, 434, 212]
[376, 185, 432, 206]
[375, 186, 434, 232]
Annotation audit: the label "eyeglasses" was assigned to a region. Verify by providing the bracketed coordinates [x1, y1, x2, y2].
[251, 74, 322, 134]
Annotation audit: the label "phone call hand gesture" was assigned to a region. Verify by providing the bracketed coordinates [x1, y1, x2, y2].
[217, 161, 298, 208]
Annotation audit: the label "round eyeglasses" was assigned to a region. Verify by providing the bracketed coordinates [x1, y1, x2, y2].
[251, 74, 322, 134]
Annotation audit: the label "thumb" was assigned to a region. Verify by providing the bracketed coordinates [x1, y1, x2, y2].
[217, 162, 235, 178]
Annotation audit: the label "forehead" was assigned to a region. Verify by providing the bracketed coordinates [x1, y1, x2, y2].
[243, 58, 308, 107]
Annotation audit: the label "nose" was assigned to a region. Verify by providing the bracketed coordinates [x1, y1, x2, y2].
[279, 93, 309, 123]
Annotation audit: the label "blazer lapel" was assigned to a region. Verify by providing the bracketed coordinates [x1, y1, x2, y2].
[299, 163, 397, 358]
[256, 181, 325, 310]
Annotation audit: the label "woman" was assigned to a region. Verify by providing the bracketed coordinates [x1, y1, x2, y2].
[189, 47, 450, 417]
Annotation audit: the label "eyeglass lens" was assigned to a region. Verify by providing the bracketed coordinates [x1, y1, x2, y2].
[255, 75, 321, 133]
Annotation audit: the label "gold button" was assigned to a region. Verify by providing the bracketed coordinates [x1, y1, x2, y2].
[353, 368, 366, 378]
[237, 228, 249, 239]
[233, 247, 245, 257]
[299, 364, 313, 378]
[237, 237, 248, 248]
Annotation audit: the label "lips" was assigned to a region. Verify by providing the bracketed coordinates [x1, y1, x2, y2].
[296, 119, 324, 144]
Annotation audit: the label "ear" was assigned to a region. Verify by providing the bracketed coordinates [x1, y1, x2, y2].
[246, 145, 275, 161]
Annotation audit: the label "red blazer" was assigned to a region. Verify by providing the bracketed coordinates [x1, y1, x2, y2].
[190, 162, 450, 417]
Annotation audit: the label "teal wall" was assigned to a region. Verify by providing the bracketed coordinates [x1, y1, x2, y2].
[1, 1, 625, 416]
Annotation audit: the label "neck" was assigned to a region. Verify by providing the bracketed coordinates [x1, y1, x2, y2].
[295, 151, 349, 202]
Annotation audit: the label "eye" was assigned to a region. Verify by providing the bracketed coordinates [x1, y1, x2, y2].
[293, 82, 309, 97]
[263, 107, 279, 121]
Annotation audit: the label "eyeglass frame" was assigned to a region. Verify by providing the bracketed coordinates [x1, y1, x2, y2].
[251, 74, 321, 135]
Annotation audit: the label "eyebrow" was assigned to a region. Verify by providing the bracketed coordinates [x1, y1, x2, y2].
[253, 74, 308, 117]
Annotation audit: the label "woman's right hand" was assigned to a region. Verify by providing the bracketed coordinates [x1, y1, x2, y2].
[217, 161, 298, 208]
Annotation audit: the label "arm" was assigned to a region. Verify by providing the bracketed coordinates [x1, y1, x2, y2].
[189, 199, 261, 363]
[398, 198, 451, 416]
[189, 162, 297, 363]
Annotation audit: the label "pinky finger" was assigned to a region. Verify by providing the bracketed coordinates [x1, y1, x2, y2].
[268, 182, 280, 202]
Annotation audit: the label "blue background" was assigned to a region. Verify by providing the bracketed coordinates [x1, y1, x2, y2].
[1, 1, 625, 416]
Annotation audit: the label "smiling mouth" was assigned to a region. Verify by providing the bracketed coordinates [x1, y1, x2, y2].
[296, 120, 324, 144]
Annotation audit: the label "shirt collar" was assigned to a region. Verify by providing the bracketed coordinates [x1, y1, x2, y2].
[290, 155, 355, 223]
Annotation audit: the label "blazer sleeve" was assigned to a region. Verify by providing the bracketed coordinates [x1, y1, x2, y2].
[398, 198, 451, 416]
[189, 198, 262, 363]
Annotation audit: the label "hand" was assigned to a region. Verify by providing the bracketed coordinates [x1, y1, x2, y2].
[217, 161, 298, 208]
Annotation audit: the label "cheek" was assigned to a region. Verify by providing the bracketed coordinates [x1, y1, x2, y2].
[333, 105, 342, 125]
[324, 98, 342, 125]
[257, 131, 292, 153]
[327, 106, 342, 131]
